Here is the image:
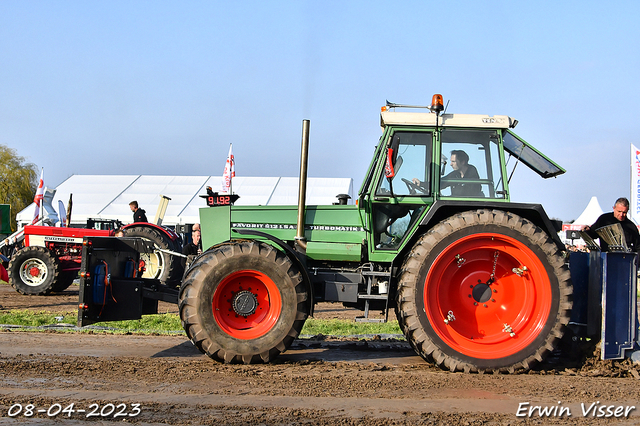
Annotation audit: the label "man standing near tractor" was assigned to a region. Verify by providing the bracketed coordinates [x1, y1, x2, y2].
[582, 197, 640, 253]
[181, 224, 202, 269]
[129, 201, 148, 223]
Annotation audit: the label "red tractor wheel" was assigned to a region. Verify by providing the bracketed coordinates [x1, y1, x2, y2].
[396, 209, 571, 373]
[179, 240, 310, 364]
[8, 246, 60, 295]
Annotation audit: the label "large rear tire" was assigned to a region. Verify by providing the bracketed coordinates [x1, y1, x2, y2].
[179, 240, 309, 364]
[396, 209, 572, 373]
[124, 225, 183, 287]
[8, 246, 60, 295]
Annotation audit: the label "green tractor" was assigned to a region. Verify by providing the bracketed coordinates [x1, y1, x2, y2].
[179, 95, 571, 373]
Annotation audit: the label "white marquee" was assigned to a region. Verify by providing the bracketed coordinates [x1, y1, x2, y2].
[16, 175, 354, 228]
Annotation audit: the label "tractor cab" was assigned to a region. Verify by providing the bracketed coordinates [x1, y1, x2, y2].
[362, 95, 564, 254]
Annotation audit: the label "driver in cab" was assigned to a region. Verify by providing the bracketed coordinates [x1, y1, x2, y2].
[414, 150, 481, 197]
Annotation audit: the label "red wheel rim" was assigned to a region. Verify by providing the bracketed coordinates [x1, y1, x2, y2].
[213, 270, 282, 339]
[424, 233, 552, 359]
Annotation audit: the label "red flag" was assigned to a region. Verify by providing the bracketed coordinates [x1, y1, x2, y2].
[32, 169, 44, 224]
[221, 144, 235, 193]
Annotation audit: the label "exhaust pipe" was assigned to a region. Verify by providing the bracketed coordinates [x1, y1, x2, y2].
[295, 119, 310, 252]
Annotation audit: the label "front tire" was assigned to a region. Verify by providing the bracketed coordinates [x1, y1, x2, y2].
[396, 209, 571, 373]
[8, 246, 60, 295]
[179, 240, 309, 364]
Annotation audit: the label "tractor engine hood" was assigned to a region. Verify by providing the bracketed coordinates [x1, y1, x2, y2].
[200, 204, 365, 262]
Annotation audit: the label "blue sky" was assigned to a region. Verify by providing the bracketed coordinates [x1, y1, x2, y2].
[2, 1, 639, 222]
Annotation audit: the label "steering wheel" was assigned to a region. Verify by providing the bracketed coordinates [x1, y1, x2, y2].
[401, 178, 428, 195]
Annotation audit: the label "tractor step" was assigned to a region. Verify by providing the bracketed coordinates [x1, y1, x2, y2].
[357, 294, 387, 300]
[356, 268, 391, 322]
[355, 317, 386, 323]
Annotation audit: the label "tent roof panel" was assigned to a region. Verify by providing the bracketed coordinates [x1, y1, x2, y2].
[15, 174, 354, 228]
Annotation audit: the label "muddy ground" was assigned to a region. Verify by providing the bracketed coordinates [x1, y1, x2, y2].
[2, 282, 640, 425]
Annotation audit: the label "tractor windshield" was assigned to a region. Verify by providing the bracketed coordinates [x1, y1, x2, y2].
[439, 129, 505, 199]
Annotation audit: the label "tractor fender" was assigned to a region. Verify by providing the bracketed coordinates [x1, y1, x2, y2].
[122, 222, 181, 243]
[233, 228, 315, 317]
[416, 200, 564, 251]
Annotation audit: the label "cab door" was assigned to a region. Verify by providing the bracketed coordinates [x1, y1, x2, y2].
[367, 129, 434, 261]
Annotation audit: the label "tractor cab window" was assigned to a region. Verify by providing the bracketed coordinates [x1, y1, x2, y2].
[376, 131, 433, 197]
[439, 129, 505, 199]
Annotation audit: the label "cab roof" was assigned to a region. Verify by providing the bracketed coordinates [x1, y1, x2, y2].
[379, 109, 564, 179]
[380, 111, 518, 129]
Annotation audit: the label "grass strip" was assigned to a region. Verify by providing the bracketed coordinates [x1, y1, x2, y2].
[0, 310, 403, 337]
[301, 318, 402, 336]
[0, 310, 77, 327]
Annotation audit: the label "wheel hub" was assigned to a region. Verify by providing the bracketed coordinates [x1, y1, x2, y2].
[232, 290, 258, 317]
[471, 281, 492, 303]
[19, 258, 48, 287]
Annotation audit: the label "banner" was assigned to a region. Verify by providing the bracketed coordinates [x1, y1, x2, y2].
[0, 205, 10, 234]
[221, 144, 235, 193]
[632, 145, 640, 222]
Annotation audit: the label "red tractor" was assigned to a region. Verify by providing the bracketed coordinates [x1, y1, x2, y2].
[5, 221, 183, 295]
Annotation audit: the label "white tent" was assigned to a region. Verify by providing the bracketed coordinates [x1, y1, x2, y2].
[562, 196, 605, 247]
[572, 196, 604, 226]
[16, 175, 354, 228]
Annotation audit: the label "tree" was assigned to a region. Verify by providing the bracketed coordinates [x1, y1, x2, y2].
[0, 145, 38, 232]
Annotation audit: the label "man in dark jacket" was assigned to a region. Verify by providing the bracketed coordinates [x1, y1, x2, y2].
[583, 197, 640, 252]
[129, 201, 148, 223]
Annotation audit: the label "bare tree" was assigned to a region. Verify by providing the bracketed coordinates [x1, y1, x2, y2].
[0, 145, 38, 232]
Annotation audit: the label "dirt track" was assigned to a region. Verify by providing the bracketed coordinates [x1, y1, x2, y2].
[2, 283, 640, 425]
